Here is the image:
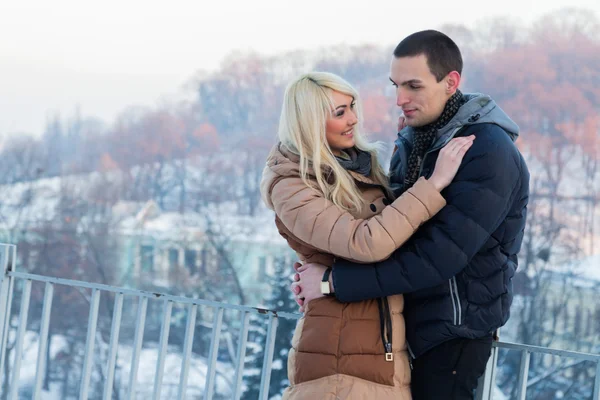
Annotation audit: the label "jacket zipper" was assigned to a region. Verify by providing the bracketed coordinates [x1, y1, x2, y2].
[406, 342, 415, 370]
[377, 297, 394, 362]
[452, 276, 462, 325]
[449, 279, 458, 325]
[448, 277, 462, 325]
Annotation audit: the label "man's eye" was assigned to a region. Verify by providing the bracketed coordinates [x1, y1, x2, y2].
[410, 85, 421, 90]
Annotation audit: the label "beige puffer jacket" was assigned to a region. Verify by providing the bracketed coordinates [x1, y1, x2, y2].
[260, 143, 446, 400]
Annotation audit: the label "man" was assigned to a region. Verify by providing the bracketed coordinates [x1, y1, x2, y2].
[291, 30, 529, 399]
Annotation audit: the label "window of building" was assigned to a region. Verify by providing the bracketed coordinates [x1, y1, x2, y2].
[168, 248, 179, 271]
[140, 245, 154, 273]
[185, 249, 197, 275]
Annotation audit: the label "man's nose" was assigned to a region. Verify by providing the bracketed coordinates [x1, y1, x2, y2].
[396, 88, 409, 107]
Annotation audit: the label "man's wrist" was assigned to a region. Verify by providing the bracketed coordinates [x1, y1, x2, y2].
[321, 267, 335, 296]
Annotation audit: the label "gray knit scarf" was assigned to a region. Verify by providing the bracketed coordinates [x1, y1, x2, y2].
[335, 147, 372, 177]
[404, 90, 466, 187]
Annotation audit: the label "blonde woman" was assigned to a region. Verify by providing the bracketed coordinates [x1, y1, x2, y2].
[260, 72, 474, 399]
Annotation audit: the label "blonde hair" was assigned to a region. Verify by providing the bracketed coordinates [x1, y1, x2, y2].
[278, 72, 391, 213]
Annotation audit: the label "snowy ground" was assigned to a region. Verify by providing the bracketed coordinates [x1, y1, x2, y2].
[10, 331, 234, 399]
[491, 386, 508, 400]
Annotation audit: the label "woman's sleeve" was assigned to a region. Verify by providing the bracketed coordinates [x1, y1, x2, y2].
[270, 176, 445, 263]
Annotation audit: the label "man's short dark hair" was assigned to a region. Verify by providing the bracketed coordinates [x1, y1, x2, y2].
[393, 30, 463, 82]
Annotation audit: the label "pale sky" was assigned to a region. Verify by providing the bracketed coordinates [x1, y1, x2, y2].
[1, 0, 599, 136]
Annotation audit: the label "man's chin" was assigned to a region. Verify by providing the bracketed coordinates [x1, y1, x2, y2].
[406, 120, 422, 128]
[407, 118, 432, 128]
[405, 116, 422, 128]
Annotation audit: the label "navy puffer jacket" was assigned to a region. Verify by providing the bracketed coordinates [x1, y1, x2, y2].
[332, 93, 530, 358]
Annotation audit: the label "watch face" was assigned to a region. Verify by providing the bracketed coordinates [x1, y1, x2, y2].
[321, 281, 331, 295]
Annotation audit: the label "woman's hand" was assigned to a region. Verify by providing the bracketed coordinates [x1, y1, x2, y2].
[398, 115, 407, 132]
[291, 261, 328, 312]
[428, 135, 475, 191]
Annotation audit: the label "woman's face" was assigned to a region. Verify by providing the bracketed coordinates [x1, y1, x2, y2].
[325, 91, 358, 156]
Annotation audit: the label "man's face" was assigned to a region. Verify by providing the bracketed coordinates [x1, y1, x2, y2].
[389, 54, 452, 127]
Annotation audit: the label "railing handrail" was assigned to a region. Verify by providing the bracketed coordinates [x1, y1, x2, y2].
[7, 270, 600, 359]
[493, 340, 600, 362]
[477, 338, 600, 400]
[7, 270, 302, 320]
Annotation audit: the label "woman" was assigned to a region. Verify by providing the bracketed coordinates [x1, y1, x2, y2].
[260, 72, 474, 399]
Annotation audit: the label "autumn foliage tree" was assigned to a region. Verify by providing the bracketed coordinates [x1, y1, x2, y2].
[453, 9, 600, 398]
[1, 7, 599, 398]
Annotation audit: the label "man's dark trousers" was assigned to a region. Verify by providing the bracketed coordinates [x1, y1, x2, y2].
[411, 335, 493, 399]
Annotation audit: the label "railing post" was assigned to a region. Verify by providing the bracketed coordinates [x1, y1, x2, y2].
[127, 296, 148, 400]
[489, 344, 499, 395]
[8, 279, 32, 400]
[152, 299, 173, 400]
[232, 311, 251, 400]
[103, 293, 124, 400]
[176, 303, 197, 400]
[0, 244, 13, 338]
[79, 289, 101, 400]
[0, 244, 16, 391]
[204, 307, 224, 400]
[259, 313, 279, 400]
[33, 282, 54, 400]
[516, 350, 531, 400]
[593, 361, 600, 400]
[476, 345, 497, 400]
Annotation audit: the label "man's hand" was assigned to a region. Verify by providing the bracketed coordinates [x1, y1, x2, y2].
[290, 262, 329, 312]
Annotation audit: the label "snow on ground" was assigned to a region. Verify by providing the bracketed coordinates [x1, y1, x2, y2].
[11, 331, 234, 399]
[117, 344, 233, 398]
[492, 386, 509, 400]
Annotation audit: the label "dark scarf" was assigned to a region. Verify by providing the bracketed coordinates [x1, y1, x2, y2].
[404, 90, 465, 187]
[335, 147, 372, 177]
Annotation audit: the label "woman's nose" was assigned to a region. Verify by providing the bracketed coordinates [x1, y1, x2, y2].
[348, 113, 358, 126]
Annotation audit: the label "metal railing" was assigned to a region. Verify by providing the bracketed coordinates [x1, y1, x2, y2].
[476, 340, 600, 400]
[0, 244, 300, 400]
[1, 242, 600, 399]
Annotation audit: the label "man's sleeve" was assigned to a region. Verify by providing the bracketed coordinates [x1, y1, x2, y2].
[332, 128, 525, 302]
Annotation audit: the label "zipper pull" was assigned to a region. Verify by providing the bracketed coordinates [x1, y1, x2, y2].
[407, 342, 415, 370]
[385, 343, 393, 362]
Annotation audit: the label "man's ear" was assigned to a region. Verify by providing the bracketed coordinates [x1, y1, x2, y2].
[445, 71, 461, 93]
